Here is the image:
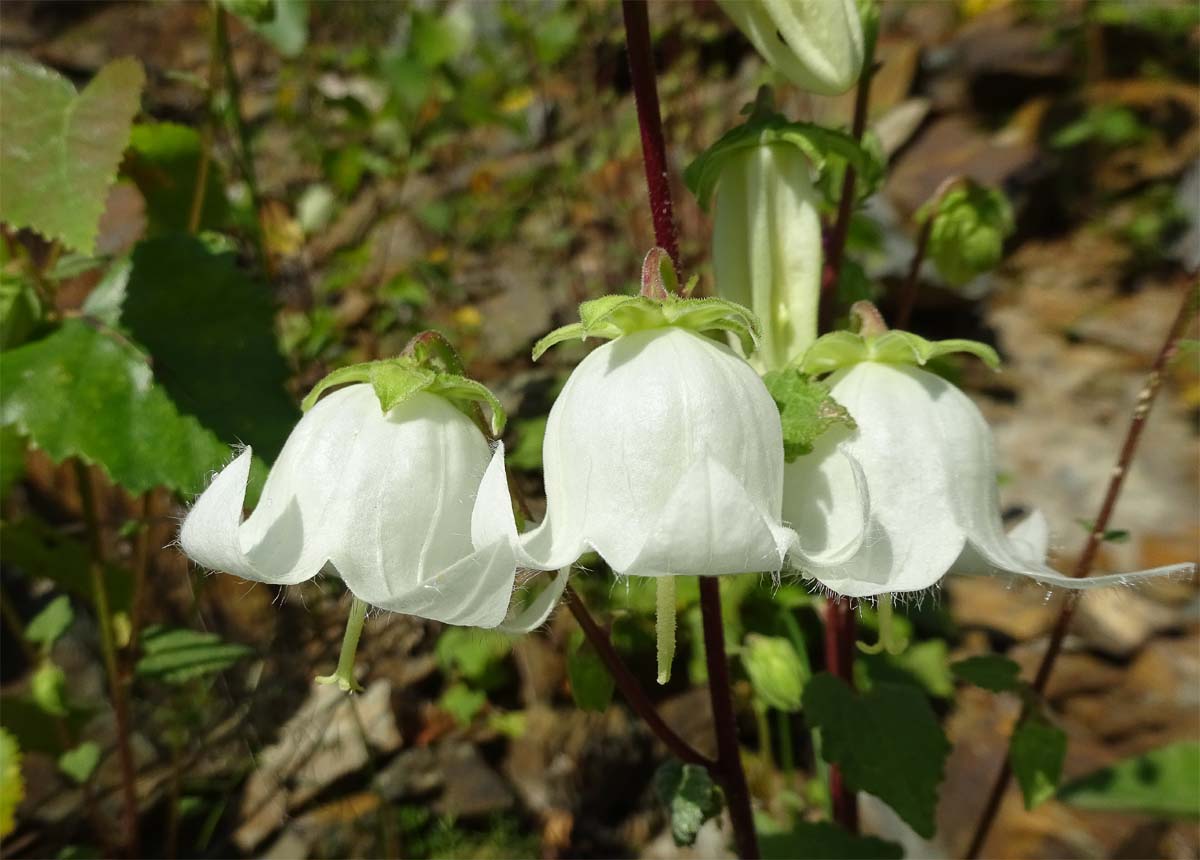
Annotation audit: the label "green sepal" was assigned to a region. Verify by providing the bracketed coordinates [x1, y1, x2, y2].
[533, 294, 761, 361]
[302, 358, 506, 436]
[799, 329, 1000, 376]
[685, 109, 875, 211]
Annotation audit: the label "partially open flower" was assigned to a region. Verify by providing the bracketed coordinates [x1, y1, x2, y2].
[783, 327, 1192, 597]
[180, 371, 523, 629]
[717, 0, 865, 95]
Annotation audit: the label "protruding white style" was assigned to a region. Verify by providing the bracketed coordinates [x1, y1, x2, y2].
[718, 0, 865, 95]
[180, 384, 527, 628]
[519, 326, 866, 577]
[714, 142, 822, 372]
[783, 361, 1193, 597]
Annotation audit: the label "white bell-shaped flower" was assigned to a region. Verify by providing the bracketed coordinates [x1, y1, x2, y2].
[521, 324, 864, 578]
[718, 0, 865, 95]
[784, 347, 1192, 597]
[181, 383, 523, 628]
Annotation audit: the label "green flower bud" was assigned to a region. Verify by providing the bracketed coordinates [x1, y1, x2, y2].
[918, 181, 1015, 286]
[742, 634, 807, 712]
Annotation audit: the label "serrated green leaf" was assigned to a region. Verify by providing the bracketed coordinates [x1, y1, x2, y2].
[760, 821, 902, 860]
[25, 596, 74, 650]
[803, 674, 949, 838]
[438, 683, 486, 727]
[566, 636, 614, 713]
[654, 760, 723, 847]
[1058, 741, 1199, 818]
[31, 661, 69, 717]
[858, 639, 954, 699]
[135, 625, 253, 684]
[0, 727, 22, 838]
[58, 742, 101, 785]
[762, 368, 855, 462]
[1010, 716, 1067, 810]
[0, 55, 144, 254]
[122, 236, 298, 461]
[951, 654, 1022, 693]
[0, 519, 133, 613]
[0, 321, 233, 494]
[125, 123, 229, 235]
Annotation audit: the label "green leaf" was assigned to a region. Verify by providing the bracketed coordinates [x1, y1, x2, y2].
[0, 694, 89, 757]
[0, 425, 26, 500]
[31, 661, 69, 717]
[438, 683, 486, 727]
[58, 742, 101, 785]
[762, 369, 855, 462]
[0, 519, 133, 613]
[1010, 716, 1067, 810]
[0, 56, 144, 254]
[0, 727, 22, 838]
[135, 625, 253, 684]
[0, 320, 233, 494]
[25, 596, 74, 650]
[247, 0, 309, 57]
[0, 274, 43, 350]
[654, 760, 723, 847]
[918, 181, 1015, 286]
[742, 634, 807, 712]
[1058, 741, 1199, 818]
[858, 639, 954, 699]
[566, 635, 615, 713]
[123, 236, 298, 461]
[803, 674, 949, 838]
[951, 654, 1022, 693]
[125, 123, 229, 235]
[760, 821, 902, 860]
[219, 0, 275, 24]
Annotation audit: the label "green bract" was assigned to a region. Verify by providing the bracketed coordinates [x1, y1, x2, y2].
[798, 329, 1000, 376]
[918, 181, 1015, 285]
[302, 358, 506, 436]
[684, 108, 874, 212]
[532, 293, 761, 361]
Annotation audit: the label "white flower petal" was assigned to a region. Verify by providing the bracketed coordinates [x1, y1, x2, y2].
[496, 568, 571, 634]
[471, 442, 518, 551]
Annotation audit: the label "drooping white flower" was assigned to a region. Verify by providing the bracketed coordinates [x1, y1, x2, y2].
[717, 0, 865, 95]
[180, 372, 530, 629]
[521, 293, 866, 580]
[783, 329, 1193, 597]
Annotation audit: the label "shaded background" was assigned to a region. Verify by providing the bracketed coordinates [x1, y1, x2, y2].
[0, 1, 1197, 858]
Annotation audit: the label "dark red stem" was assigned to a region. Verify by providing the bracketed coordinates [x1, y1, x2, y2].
[894, 217, 933, 331]
[823, 598, 859, 832]
[700, 579, 760, 860]
[565, 585, 714, 768]
[965, 284, 1198, 859]
[621, 0, 680, 269]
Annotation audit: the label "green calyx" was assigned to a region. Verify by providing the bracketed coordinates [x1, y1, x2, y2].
[799, 329, 1000, 376]
[533, 293, 761, 361]
[302, 332, 506, 436]
[684, 90, 877, 211]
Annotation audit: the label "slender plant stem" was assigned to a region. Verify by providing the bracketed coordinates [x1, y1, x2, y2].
[700, 578, 760, 860]
[187, 3, 223, 235]
[564, 584, 714, 768]
[821, 64, 875, 317]
[74, 462, 140, 857]
[894, 217, 932, 331]
[823, 597, 859, 832]
[621, 0, 680, 269]
[965, 283, 1199, 859]
[126, 493, 153, 668]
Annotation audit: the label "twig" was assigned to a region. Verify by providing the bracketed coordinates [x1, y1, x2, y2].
[74, 462, 140, 857]
[621, 0, 680, 269]
[187, 2, 223, 235]
[700, 578, 760, 859]
[965, 283, 1199, 859]
[564, 584, 714, 769]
